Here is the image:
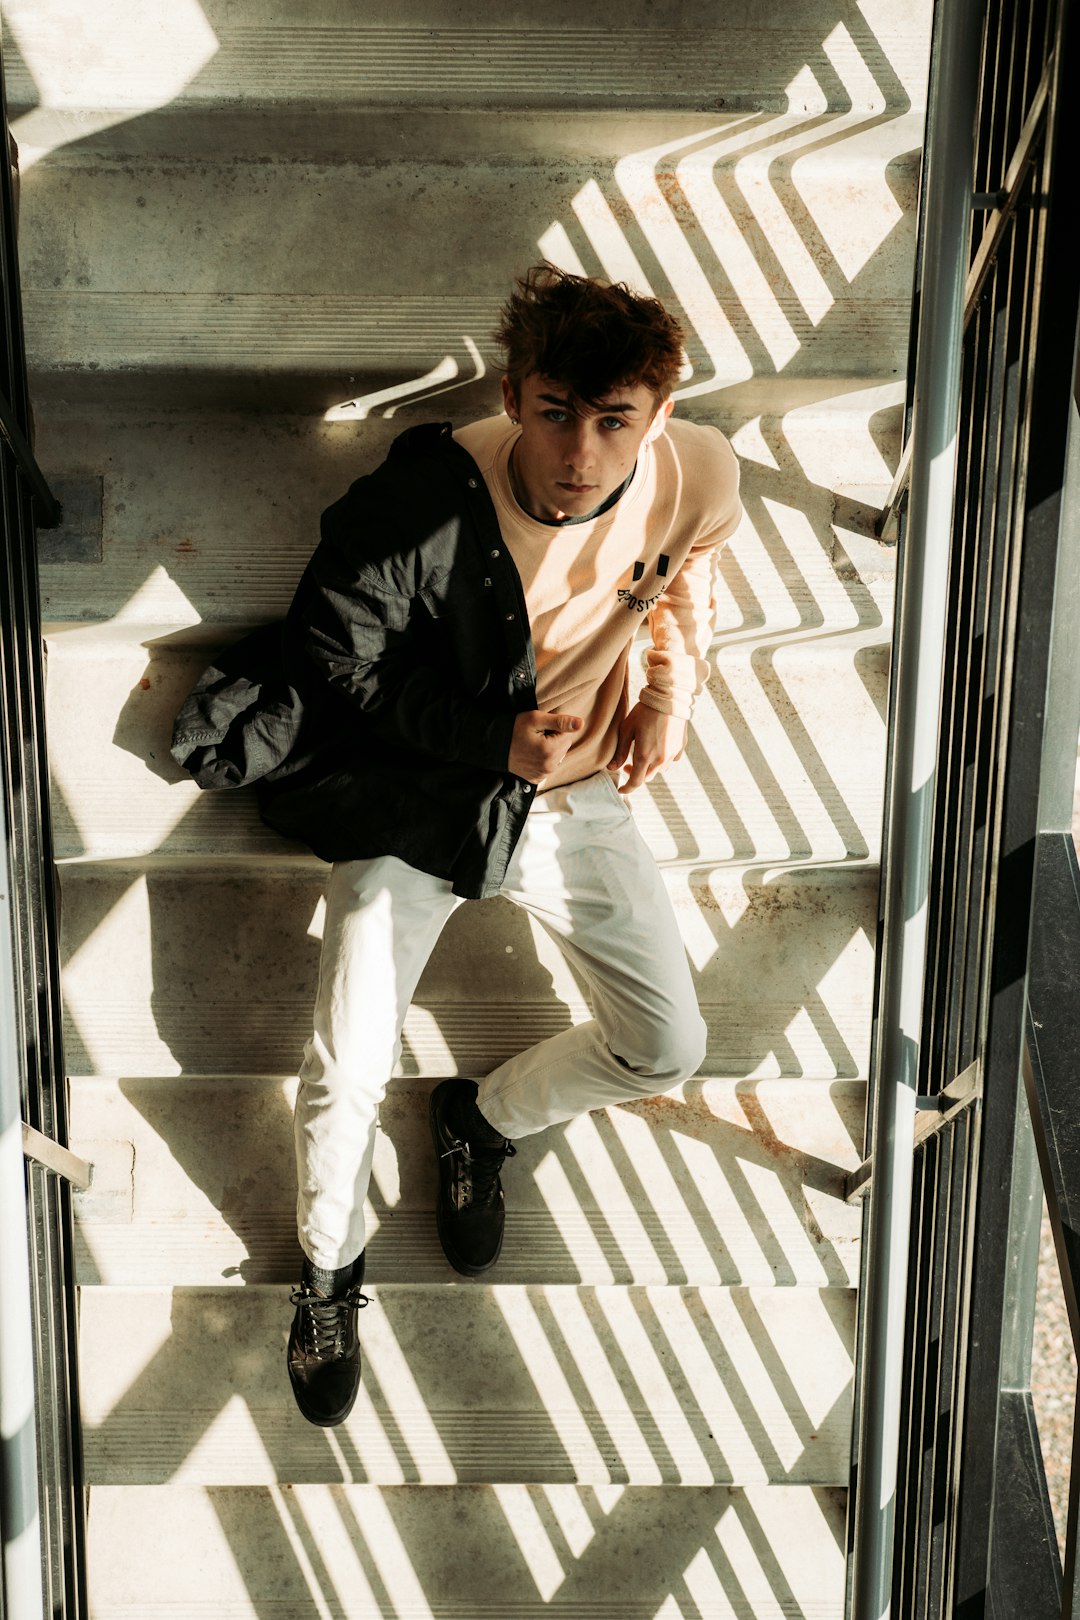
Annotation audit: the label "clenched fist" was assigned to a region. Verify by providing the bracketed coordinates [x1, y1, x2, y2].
[508, 709, 583, 783]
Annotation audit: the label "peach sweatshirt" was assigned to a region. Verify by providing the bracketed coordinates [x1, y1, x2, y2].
[455, 413, 742, 790]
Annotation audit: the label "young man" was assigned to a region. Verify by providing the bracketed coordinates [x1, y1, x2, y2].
[279, 266, 742, 1427]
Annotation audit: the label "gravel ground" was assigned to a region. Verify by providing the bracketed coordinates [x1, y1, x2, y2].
[1024, 785, 1080, 1555]
[1030, 1209, 1075, 1556]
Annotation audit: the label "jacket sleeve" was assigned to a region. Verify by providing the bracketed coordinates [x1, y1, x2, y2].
[171, 622, 303, 788]
[287, 501, 516, 774]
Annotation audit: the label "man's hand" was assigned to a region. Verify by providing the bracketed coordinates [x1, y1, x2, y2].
[608, 704, 687, 793]
[508, 709, 583, 783]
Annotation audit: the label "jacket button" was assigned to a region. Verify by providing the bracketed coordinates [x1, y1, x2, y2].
[523, 784, 534, 793]
[505, 612, 515, 622]
[490, 548, 500, 559]
[468, 477, 479, 489]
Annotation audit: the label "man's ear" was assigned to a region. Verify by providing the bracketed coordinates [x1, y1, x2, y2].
[644, 397, 675, 443]
[501, 376, 519, 421]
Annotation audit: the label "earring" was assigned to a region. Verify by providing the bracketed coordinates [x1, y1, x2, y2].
[510, 416, 519, 425]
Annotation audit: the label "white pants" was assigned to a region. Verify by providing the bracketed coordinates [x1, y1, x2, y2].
[295, 770, 706, 1268]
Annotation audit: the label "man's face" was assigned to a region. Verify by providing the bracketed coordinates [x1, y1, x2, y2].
[502, 373, 673, 523]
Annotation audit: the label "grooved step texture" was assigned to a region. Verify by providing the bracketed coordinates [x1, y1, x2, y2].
[70, 1076, 864, 1287]
[85, 1482, 847, 1618]
[25, 288, 912, 383]
[81, 1609, 837, 1619]
[5, 3, 931, 111]
[75, 1208, 860, 1290]
[59, 863, 878, 1079]
[80, 1285, 854, 1486]
[6, 25, 889, 103]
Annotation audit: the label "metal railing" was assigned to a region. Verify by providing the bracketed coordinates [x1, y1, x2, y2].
[846, 0, 983, 1604]
[1, 39, 88, 1620]
[848, 0, 1080, 1612]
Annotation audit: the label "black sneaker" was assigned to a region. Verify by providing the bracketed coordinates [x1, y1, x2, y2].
[429, 1078, 516, 1277]
[287, 1256, 369, 1427]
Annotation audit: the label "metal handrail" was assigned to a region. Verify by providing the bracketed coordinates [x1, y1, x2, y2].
[851, 0, 1080, 1600]
[848, 0, 983, 1609]
[21, 1121, 93, 1192]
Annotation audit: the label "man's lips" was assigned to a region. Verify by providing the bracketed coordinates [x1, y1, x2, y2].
[558, 482, 596, 494]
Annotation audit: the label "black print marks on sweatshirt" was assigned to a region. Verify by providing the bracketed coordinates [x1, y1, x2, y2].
[617, 554, 670, 613]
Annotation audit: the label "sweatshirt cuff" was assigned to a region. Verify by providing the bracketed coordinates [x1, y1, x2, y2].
[639, 687, 695, 723]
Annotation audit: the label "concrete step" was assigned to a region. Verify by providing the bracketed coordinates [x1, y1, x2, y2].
[19, 120, 923, 296]
[5, 1, 930, 125]
[47, 630, 888, 866]
[32, 387, 899, 627]
[19, 120, 920, 405]
[58, 860, 878, 1080]
[79, 1282, 853, 1485]
[84, 1480, 847, 1617]
[70, 1076, 863, 1289]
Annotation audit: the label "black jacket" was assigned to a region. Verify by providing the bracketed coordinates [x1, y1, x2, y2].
[172, 422, 540, 899]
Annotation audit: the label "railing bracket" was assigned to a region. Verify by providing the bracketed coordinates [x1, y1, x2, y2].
[21, 1121, 94, 1192]
[846, 1062, 982, 1203]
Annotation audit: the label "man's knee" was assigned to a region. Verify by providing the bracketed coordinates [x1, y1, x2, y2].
[614, 1011, 707, 1091]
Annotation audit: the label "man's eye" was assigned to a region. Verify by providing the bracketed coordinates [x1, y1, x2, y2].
[544, 410, 569, 423]
[602, 417, 626, 431]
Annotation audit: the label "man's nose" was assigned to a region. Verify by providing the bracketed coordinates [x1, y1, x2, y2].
[565, 421, 595, 470]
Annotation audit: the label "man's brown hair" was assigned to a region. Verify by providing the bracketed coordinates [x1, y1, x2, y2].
[495, 264, 685, 410]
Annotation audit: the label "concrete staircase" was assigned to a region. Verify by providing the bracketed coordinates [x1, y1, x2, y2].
[5, 2, 928, 1613]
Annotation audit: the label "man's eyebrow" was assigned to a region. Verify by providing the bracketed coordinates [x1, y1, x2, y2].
[538, 392, 640, 414]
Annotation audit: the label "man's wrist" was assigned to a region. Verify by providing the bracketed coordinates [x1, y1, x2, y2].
[637, 689, 694, 722]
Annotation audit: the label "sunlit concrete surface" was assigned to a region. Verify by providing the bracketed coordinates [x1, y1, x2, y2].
[70, 1076, 863, 1287]
[7, 0, 935, 1610]
[3, 0, 219, 165]
[57, 860, 878, 1079]
[85, 1482, 848, 1618]
[80, 1283, 853, 1485]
